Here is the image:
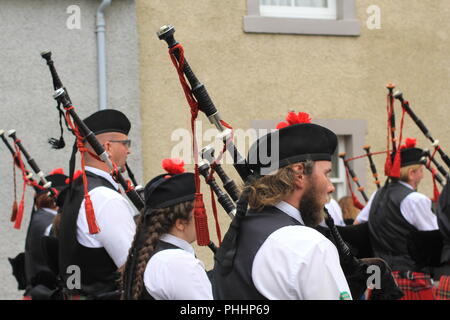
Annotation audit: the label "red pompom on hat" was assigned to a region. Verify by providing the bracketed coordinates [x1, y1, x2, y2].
[65, 170, 83, 184]
[401, 137, 417, 149]
[162, 158, 186, 178]
[276, 111, 312, 129]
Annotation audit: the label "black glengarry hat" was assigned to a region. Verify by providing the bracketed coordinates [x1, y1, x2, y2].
[83, 109, 131, 135]
[246, 112, 337, 175]
[392, 138, 423, 168]
[144, 158, 196, 210]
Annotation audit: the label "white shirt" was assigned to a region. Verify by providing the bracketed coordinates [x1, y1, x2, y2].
[143, 233, 213, 300]
[42, 208, 57, 236]
[251, 201, 352, 300]
[320, 198, 346, 227]
[356, 181, 438, 231]
[76, 166, 136, 268]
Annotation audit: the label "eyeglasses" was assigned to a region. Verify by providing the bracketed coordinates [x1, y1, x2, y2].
[108, 139, 131, 148]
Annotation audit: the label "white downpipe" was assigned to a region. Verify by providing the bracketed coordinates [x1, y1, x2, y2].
[96, 0, 112, 110]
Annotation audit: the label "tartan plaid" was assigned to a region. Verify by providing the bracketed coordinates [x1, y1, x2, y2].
[433, 276, 450, 300]
[392, 271, 435, 300]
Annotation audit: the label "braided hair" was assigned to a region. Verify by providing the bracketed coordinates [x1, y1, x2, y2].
[119, 200, 194, 300]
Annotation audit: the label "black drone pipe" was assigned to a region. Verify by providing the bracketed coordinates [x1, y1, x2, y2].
[41, 51, 144, 210]
[339, 152, 369, 202]
[0, 129, 34, 180]
[201, 145, 241, 202]
[394, 91, 450, 170]
[422, 149, 449, 180]
[7, 130, 54, 195]
[157, 25, 252, 182]
[363, 145, 381, 189]
[198, 160, 236, 219]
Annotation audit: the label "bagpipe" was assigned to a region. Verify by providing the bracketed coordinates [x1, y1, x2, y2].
[0, 129, 59, 229]
[388, 89, 450, 273]
[40, 51, 145, 234]
[157, 24, 403, 300]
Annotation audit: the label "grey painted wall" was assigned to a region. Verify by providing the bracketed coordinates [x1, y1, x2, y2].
[0, 0, 141, 299]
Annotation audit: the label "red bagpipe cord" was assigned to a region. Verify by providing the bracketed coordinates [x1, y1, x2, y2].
[11, 158, 18, 222]
[64, 107, 100, 234]
[205, 119, 235, 246]
[384, 94, 394, 176]
[385, 102, 407, 178]
[169, 43, 210, 246]
[344, 165, 365, 210]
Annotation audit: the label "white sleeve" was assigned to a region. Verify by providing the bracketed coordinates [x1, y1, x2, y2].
[252, 226, 352, 300]
[297, 238, 352, 300]
[355, 191, 377, 223]
[144, 250, 213, 300]
[94, 196, 136, 268]
[400, 192, 439, 231]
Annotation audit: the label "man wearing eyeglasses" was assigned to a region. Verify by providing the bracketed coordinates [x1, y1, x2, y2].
[58, 109, 136, 300]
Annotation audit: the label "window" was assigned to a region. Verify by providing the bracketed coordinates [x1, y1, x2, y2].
[330, 135, 346, 200]
[260, 0, 337, 20]
[244, 0, 360, 36]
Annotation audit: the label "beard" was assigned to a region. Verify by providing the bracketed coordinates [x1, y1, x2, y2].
[299, 180, 326, 227]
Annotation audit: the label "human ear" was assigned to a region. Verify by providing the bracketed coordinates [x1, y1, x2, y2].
[175, 218, 186, 232]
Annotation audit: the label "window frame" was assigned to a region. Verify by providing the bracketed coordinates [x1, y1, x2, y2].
[244, 0, 360, 36]
[330, 135, 346, 200]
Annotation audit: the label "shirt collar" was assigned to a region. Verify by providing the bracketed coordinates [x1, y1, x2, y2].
[41, 208, 58, 216]
[85, 166, 120, 190]
[275, 201, 305, 225]
[399, 180, 414, 190]
[160, 233, 195, 255]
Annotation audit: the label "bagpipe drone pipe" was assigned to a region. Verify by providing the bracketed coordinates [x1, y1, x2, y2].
[40, 51, 145, 235]
[157, 25, 403, 300]
[388, 89, 450, 275]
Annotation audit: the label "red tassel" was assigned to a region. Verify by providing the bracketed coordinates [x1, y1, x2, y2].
[84, 195, 100, 234]
[352, 194, 365, 210]
[384, 156, 392, 177]
[193, 193, 210, 246]
[13, 200, 25, 229]
[10, 200, 18, 222]
[390, 151, 401, 178]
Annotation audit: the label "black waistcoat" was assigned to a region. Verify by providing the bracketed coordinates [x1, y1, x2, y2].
[368, 181, 417, 271]
[212, 206, 302, 300]
[140, 240, 181, 300]
[59, 171, 119, 297]
[24, 208, 56, 286]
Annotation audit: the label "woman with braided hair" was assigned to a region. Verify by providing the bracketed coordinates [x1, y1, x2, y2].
[120, 158, 213, 300]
